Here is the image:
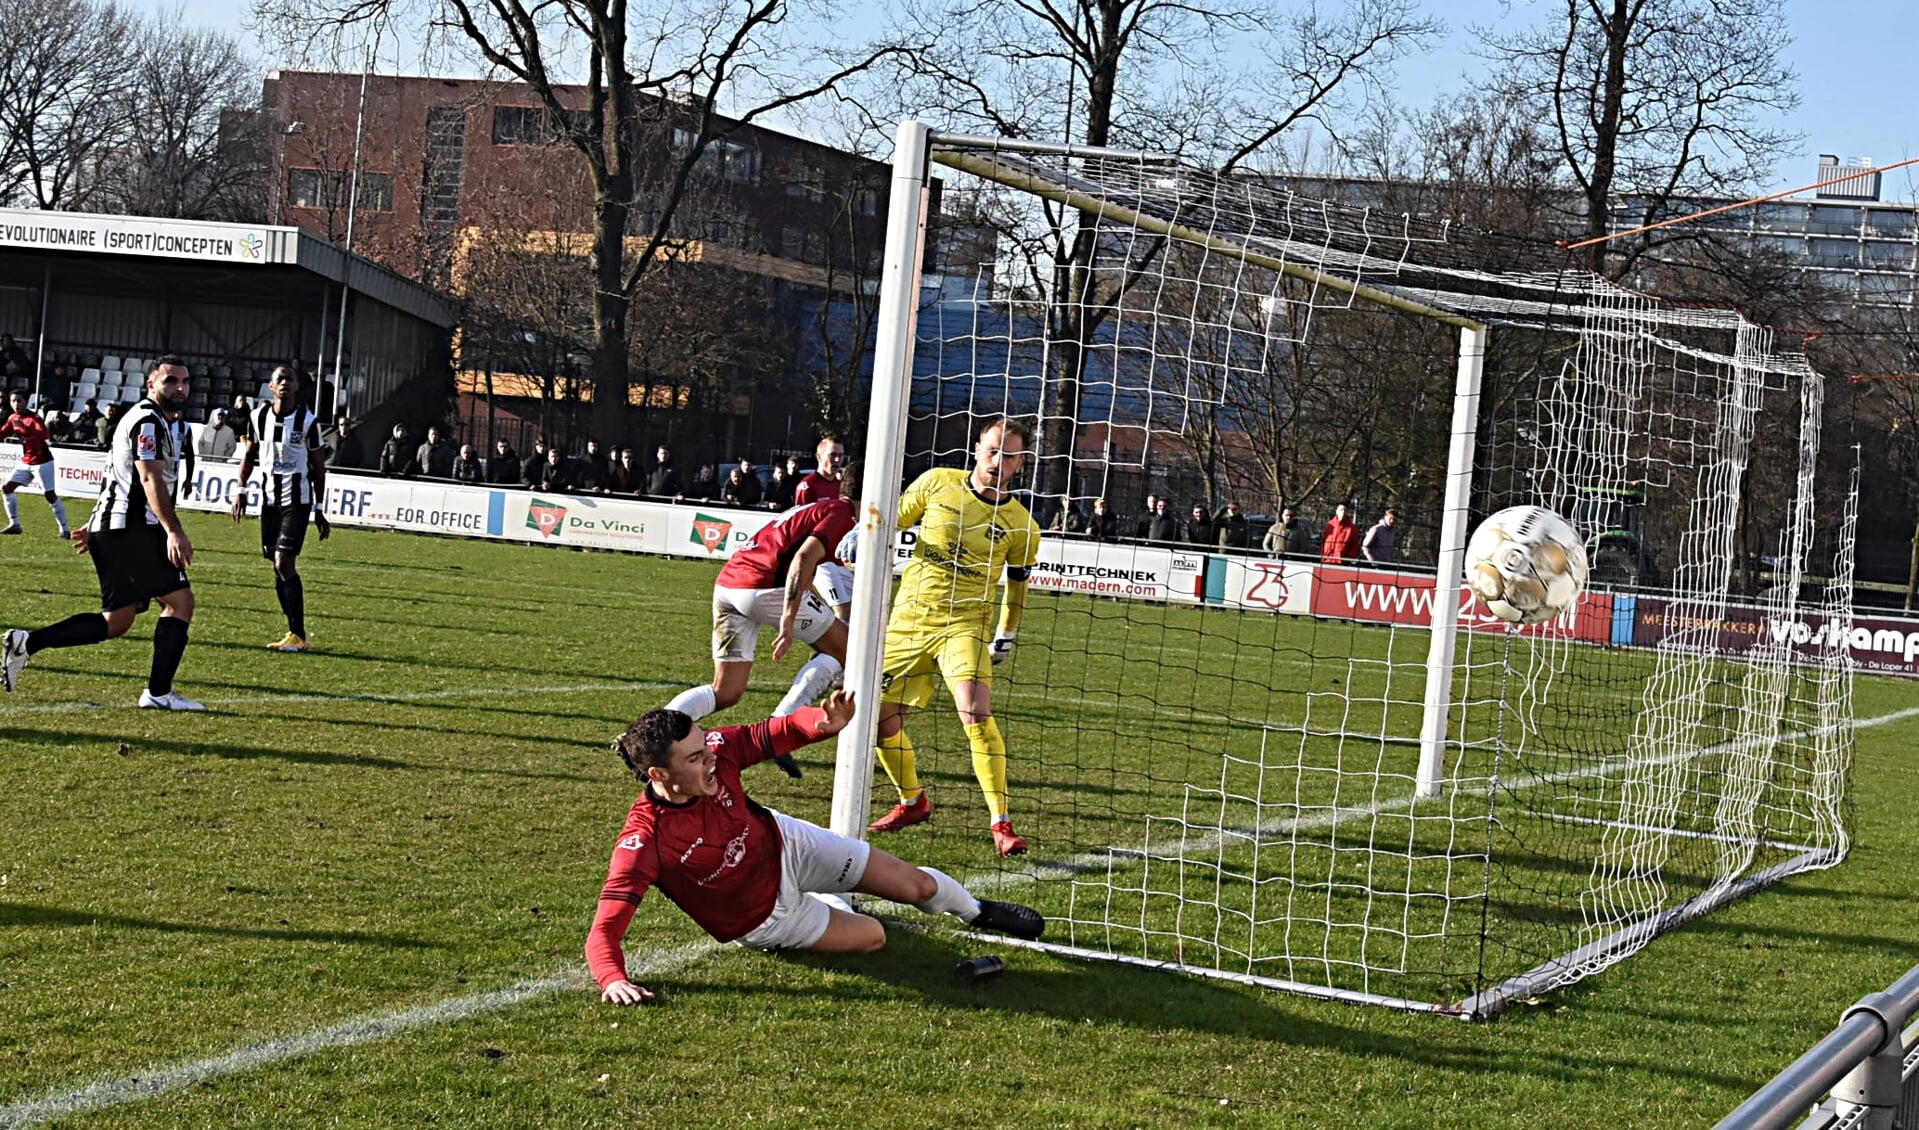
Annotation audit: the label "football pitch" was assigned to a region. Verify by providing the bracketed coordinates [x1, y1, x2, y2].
[3, 507, 1918, 1128]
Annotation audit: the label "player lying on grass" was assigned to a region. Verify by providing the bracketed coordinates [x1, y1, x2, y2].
[588, 690, 1045, 1004]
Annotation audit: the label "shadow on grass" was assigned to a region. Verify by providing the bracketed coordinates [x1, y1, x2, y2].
[701, 926, 1766, 1094]
[0, 726, 410, 771]
[0, 902, 441, 949]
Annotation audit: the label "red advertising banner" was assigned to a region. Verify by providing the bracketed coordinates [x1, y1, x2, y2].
[1312, 565, 1615, 643]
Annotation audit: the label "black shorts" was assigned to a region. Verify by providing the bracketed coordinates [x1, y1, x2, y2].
[89, 526, 190, 613]
[260, 504, 311, 559]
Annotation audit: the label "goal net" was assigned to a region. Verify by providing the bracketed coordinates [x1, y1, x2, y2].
[830, 123, 1858, 1019]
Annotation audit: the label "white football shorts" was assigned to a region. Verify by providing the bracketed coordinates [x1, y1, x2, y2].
[734, 810, 871, 951]
[4, 462, 55, 492]
[711, 585, 834, 663]
[814, 561, 854, 611]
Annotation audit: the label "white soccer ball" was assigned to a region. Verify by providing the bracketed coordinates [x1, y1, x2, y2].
[1464, 505, 1589, 625]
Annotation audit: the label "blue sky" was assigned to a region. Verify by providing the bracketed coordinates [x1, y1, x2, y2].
[155, 0, 1913, 195]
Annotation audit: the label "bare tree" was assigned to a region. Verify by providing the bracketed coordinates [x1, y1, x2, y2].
[88, 27, 264, 220]
[870, 0, 1436, 504]
[0, 0, 142, 209]
[258, 0, 903, 448]
[1480, 0, 1799, 276]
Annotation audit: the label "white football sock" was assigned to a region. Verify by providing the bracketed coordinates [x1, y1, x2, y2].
[2, 494, 17, 526]
[665, 684, 718, 720]
[915, 867, 982, 923]
[50, 499, 69, 534]
[772, 653, 842, 717]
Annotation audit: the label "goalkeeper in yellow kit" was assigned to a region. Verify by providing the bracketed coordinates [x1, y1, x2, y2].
[868, 417, 1041, 857]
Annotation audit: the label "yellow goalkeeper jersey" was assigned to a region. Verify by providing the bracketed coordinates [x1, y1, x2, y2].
[891, 467, 1041, 634]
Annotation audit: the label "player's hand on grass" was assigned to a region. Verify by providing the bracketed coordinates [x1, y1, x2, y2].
[601, 979, 654, 1006]
[990, 631, 1017, 665]
[815, 689, 856, 736]
[316, 512, 332, 541]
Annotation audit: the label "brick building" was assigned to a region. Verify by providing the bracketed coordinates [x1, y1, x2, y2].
[257, 70, 892, 466]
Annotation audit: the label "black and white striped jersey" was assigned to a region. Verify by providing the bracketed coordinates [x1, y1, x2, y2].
[89, 400, 182, 532]
[249, 403, 322, 507]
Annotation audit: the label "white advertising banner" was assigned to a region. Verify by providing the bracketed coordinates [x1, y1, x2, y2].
[1220, 557, 1316, 615]
[0, 209, 273, 265]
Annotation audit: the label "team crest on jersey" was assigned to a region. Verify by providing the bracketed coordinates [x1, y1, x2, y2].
[690, 514, 732, 554]
[617, 833, 644, 851]
[985, 522, 1010, 542]
[136, 429, 157, 458]
[714, 784, 735, 809]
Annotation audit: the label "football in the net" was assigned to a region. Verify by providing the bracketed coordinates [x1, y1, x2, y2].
[1464, 505, 1589, 624]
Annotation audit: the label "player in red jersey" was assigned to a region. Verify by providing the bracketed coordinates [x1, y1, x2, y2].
[789, 435, 844, 506]
[664, 465, 862, 776]
[588, 690, 1044, 1004]
[0, 390, 72, 538]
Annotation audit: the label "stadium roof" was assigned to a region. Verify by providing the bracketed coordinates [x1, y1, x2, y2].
[0, 208, 453, 328]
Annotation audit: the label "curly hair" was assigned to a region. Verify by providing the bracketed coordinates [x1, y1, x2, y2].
[611, 709, 694, 779]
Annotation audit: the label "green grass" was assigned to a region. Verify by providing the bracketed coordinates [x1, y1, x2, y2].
[1, 504, 1916, 1128]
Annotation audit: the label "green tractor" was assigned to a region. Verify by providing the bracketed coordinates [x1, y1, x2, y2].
[1573, 485, 1661, 590]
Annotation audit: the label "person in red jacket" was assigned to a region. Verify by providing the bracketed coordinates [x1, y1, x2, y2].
[587, 690, 1045, 1004]
[1320, 501, 1361, 563]
[0, 390, 72, 538]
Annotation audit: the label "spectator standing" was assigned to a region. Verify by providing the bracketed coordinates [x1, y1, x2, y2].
[1146, 497, 1178, 543]
[485, 438, 519, 484]
[1, 334, 29, 379]
[198, 409, 239, 458]
[1214, 502, 1249, 549]
[379, 424, 414, 476]
[1133, 493, 1158, 539]
[608, 448, 644, 494]
[228, 394, 254, 442]
[520, 437, 548, 486]
[685, 464, 719, 500]
[1262, 506, 1315, 557]
[1363, 507, 1400, 564]
[1183, 503, 1214, 546]
[1087, 498, 1119, 541]
[415, 426, 454, 479]
[328, 416, 365, 469]
[535, 446, 572, 493]
[647, 445, 683, 498]
[575, 440, 608, 493]
[96, 402, 122, 449]
[452, 444, 484, 483]
[792, 437, 846, 506]
[1321, 502, 1361, 563]
[723, 466, 760, 508]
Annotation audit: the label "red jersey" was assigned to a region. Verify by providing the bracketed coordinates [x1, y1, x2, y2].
[586, 708, 833, 988]
[0, 413, 53, 465]
[715, 498, 855, 590]
[791, 472, 841, 506]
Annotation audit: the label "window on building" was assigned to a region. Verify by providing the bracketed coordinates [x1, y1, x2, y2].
[1809, 238, 1861, 267]
[854, 186, 880, 216]
[285, 168, 393, 212]
[1862, 241, 1913, 268]
[706, 220, 736, 246]
[492, 105, 591, 145]
[1753, 202, 1806, 227]
[697, 138, 760, 184]
[778, 226, 825, 264]
[786, 169, 825, 200]
[1866, 211, 1915, 239]
[1811, 204, 1861, 233]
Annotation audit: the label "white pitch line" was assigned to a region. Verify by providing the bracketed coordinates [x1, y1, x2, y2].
[0, 942, 718, 1129]
[4, 696, 1914, 1124]
[0, 681, 674, 717]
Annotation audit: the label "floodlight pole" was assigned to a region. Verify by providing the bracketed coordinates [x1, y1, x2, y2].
[829, 120, 932, 843]
[1417, 323, 1488, 798]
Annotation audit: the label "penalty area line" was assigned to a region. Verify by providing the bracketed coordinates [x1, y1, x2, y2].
[0, 942, 718, 1129]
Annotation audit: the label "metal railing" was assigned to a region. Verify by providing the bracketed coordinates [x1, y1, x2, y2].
[1716, 963, 1919, 1130]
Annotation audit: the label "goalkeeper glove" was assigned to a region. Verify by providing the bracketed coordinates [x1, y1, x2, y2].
[834, 527, 860, 566]
[989, 631, 1017, 665]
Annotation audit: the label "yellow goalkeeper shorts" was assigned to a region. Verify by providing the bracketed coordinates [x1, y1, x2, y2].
[878, 624, 993, 708]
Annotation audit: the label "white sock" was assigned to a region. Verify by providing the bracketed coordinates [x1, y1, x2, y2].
[665, 684, 718, 720]
[915, 867, 981, 923]
[772, 653, 843, 717]
[2, 494, 17, 526]
[50, 499, 69, 534]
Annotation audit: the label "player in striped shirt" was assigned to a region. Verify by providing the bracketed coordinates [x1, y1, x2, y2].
[1, 358, 203, 710]
[230, 366, 331, 652]
[0, 389, 72, 538]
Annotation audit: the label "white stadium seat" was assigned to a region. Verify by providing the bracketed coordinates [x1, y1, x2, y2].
[123, 358, 144, 376]
[80, 367, 102, 384]
[102, 355, 122, 373]
[120, 385, 141, 404]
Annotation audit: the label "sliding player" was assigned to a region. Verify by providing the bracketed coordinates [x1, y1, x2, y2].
[588, 691, 1044, 1004]
[0, 390, 73, 538]
[230, 366, 330, 652]
[869, 417, 1041, 857]
[664, 465, 861, 777]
